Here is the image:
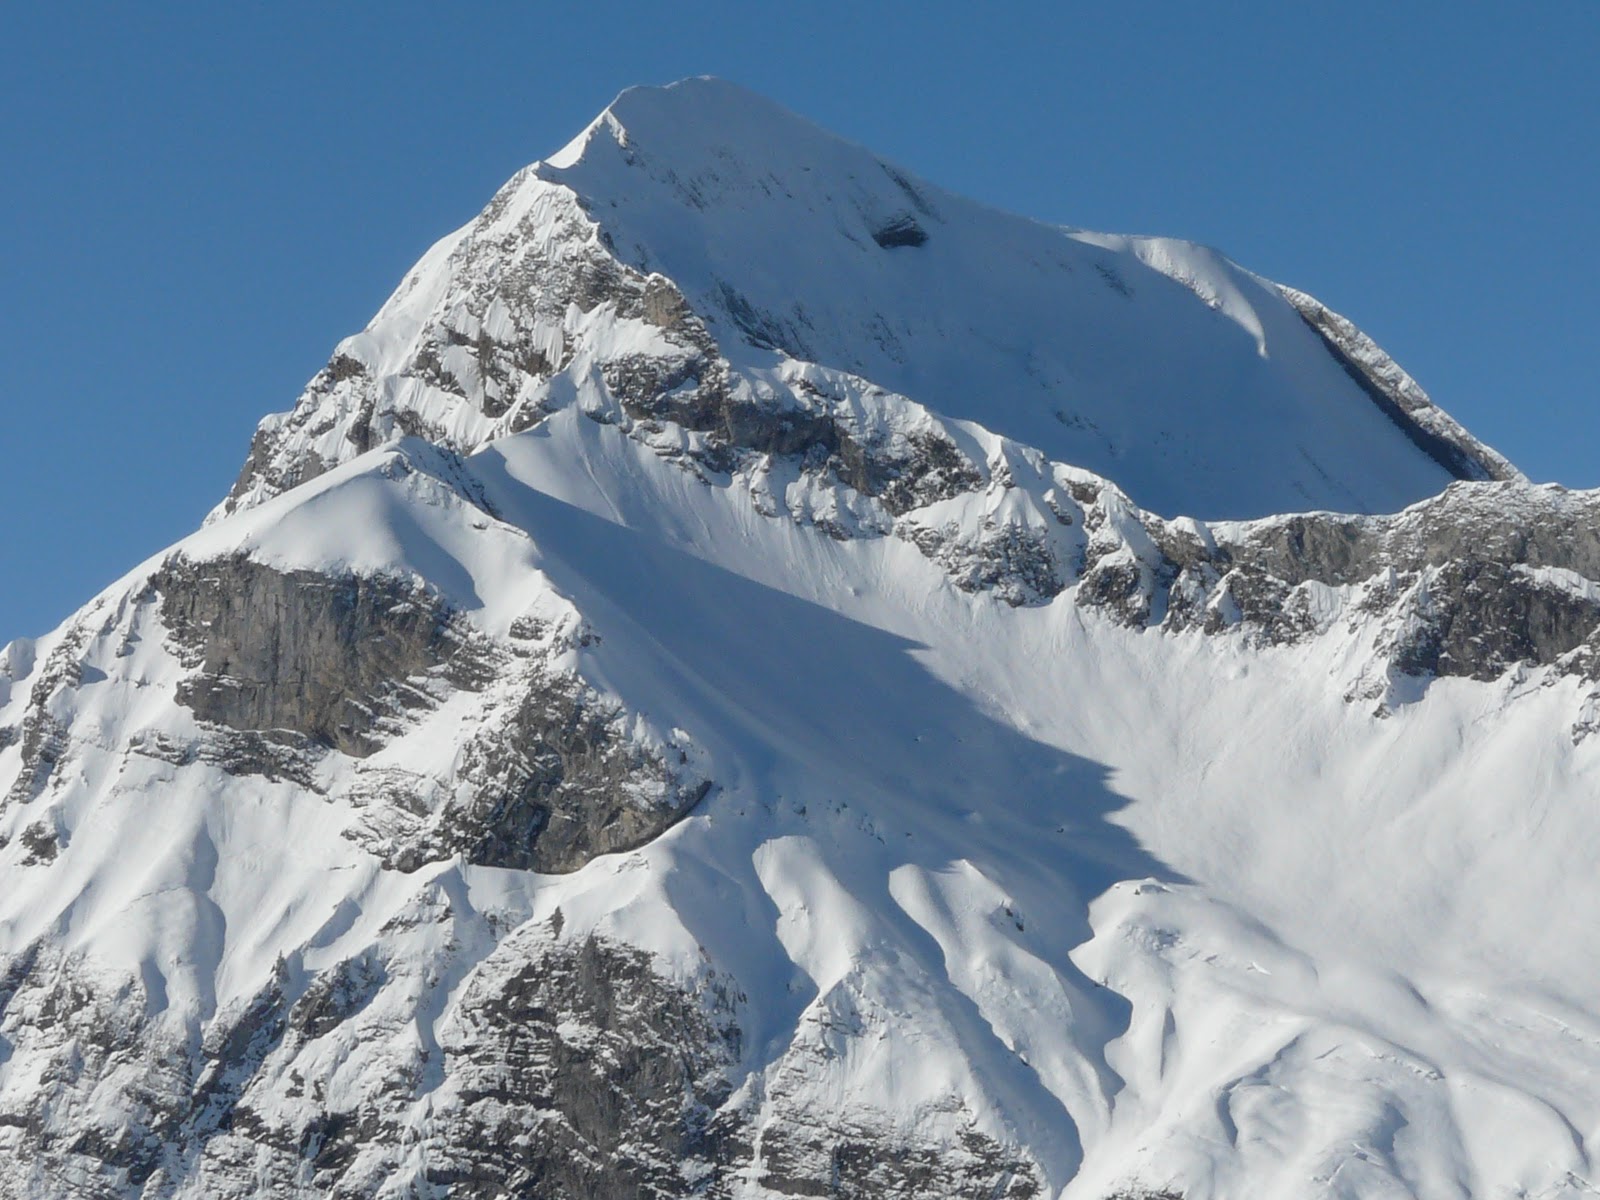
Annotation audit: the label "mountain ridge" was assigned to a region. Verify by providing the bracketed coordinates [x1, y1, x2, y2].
[215, 76, 1513, 533]
[1, 79, 1597, 1200]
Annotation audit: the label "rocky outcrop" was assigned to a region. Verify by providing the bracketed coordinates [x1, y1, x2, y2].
[435, 670, 713, 874]
[338, 658, 713, 875]
[2, 624, 89, 812]
[152, 556, 497, 758]
[1211, 484, 1600, 677]
[871, 213, 929, 249]
[0, 923, 1050, 1200]
[0, 927, 727, 1197]
[146, 552, 714, 876]
[213, 174, 655, 519]
[422, 931, 742, 1199]
[1061, 479, 1600, 712]
[857, 453, 1600, 715]
[751, 1114, 1041, 1199]
[1278, 286, 1519, 485]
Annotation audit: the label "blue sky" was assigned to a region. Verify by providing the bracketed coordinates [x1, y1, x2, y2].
[3, 2, 1597, 641]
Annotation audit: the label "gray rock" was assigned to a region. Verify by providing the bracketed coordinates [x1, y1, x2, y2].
[1279, 287, 1518, 485]
[152, 555, 496, 759]
[423, 667, 713, 874]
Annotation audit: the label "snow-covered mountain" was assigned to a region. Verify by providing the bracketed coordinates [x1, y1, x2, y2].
[3, 77, 1596, 1200]
[216, 77, 1514, 529]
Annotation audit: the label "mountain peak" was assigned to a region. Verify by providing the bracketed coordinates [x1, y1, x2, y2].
[4, 76, 1596, 1200]
[545, 76, 813, 170]
[223, 77, 1514, 526]
[502, 80, 1516, 519]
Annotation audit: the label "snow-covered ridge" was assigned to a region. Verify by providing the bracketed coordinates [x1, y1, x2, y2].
[219, 76, 1511, 528]
[8, 390, 1600, 1195]
[7, 78, 1600, 1200]
[1277, 285, 1519, 484]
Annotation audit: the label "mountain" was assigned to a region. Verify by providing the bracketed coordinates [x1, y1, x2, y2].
[216, 77, 1514, 529]
[2, 77, 1596, 1200]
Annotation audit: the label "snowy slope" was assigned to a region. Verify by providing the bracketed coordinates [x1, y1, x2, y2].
[7, 416, 1600, 1198]
[217, 77, 1511, 529]
[2, 79, 1594, 1200]
[538, 78, 1517, 518]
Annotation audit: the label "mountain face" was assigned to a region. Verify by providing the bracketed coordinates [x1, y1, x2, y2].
[216, 77, 1514, 529]
[1, 77, 1596, 1200]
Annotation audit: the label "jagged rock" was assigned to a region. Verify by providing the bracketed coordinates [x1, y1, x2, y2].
[17, 817, 59, 864]
[417, 666, 712, 874]
[3, 625, 89, 810]
[422, 932, 742, 1198]
[1279, 286, 1518, 485]
[152, 556, 496, 758]
[9, 79, 1600, 1200]
[288, 954, 386, 1042]
[753, 1119, 1041, 1199]
[871, 213, 929, 249]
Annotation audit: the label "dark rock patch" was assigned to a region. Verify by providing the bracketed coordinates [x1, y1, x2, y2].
[872, 213, 928, 249]
[288, 954, 386, 1042]
[1387, 558, 1600, 682]
[152, 556, 496, 759]
[431, 670, 712, 874]
[17, 818, 60, 865]
[756, 1121, 1041, 1199]
[1282, 288, 1514, 485]
[424, 934, 743, 1199]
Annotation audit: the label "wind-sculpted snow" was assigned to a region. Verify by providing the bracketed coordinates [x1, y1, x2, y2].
[220, 77, 1506, 527]
[8, 409, 1600, 1196]
[5, 77, 1600, 1200]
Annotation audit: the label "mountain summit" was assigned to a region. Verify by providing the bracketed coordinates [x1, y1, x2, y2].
[222, 76, 1512, 528]
[3, 80, 1598, 1200]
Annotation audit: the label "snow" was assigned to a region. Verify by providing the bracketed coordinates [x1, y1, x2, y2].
[536, 77, 1491, 519]
[220, 77, 1510, 531]
[0, 77, 1592, 1199]
[11, 400, 1600, 1195]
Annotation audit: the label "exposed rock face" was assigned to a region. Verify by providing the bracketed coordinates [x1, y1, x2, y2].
[750, 1111, 1041, 1199]
[1205, 484, 1600, 680]
[1381, 557, 1600, 680]
[152, 556, 496, 758]
[0, 928, 729, 1197]
[1017, 478, 1600, 716]
[435, 672, 713, 874]
[870, 213, 929, 249]
[887, 464, 1600, 697]
[213, 172, 663, 520]
[1278, 286, 1520, 485]
[145, 551, 712, 877]
[0, 926, 1049, 1200]
[2, 625, 88, 811]
[422, 931, 742, 1199]
[842, 448, 1600, 716]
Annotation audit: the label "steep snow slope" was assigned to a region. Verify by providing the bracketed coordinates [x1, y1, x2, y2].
[539, 79, 1517, 519]
[218, 77, 1511, 528]
[2, 78, 1593, 1200]
[5, 408, 1600, 1198]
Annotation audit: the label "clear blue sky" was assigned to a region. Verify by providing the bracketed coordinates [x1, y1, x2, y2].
[3, 2, 1597, 641]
